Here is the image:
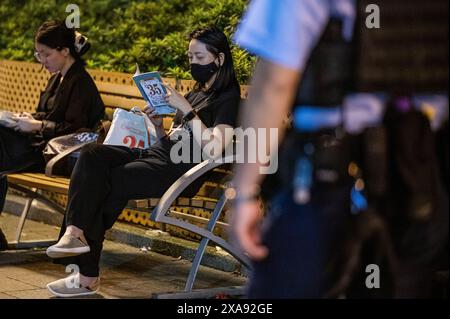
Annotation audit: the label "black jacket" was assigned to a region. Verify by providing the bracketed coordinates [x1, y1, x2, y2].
[33, 60, 104, 142]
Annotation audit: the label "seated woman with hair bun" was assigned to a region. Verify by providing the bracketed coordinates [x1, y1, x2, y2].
[0, 20, 105, 249]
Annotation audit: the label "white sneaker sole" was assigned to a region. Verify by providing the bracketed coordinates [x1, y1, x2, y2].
[47, 284, 99, 298]
[46, 246, 91, 259]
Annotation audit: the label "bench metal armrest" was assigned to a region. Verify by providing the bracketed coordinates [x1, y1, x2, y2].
[151, 155, 234, 222]
[150, 155, 250, 269]
[45, 141, 96, 177]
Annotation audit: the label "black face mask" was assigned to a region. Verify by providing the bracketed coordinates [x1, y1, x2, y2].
[190, 62, 219, 83]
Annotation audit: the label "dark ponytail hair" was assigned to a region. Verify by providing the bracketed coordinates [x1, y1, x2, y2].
[35, 20, 90, 64]
[188, 26, 240, 95]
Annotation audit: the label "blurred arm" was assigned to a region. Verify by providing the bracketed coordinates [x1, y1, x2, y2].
[231, 59, 301, 260]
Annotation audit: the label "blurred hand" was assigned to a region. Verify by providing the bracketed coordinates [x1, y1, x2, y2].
[231, 200, 268, 261]
[143, 104, 163, 127]
[163, 82, 192, 114]
[17, 112, 34, 119]
[11, 116, 42, 133]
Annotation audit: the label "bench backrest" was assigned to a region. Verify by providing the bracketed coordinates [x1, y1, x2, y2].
[0, 60, 249, 132]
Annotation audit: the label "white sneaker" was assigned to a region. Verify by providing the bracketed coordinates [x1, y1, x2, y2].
[47, 274, 100, 298]
[46, 234, 90, 258]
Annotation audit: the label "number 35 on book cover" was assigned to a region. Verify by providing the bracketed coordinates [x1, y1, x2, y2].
[133, 67, 176, 116]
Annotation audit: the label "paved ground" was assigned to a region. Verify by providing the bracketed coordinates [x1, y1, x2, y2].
[0, 213, 246, 299]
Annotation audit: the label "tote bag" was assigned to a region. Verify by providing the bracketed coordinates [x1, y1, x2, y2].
[103, 107, 157, 149]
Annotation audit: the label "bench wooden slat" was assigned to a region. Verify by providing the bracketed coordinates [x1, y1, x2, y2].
[168, 209, 229, 230]
[7, 173, 69, 186]
[18, 173, 69, 184]
[7, 173, 70, 194]
[101, 94, 147, 110]
[96, 82, 142, 99]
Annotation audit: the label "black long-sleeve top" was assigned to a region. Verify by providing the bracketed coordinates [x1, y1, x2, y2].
[32, 60, 104, 145]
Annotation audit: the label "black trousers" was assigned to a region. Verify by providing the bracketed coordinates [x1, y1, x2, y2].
[57, 143, 197, 277]
[0, 126, 45, 212]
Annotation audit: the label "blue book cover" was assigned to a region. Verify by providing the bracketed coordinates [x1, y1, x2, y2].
[133, 64, 176, 115]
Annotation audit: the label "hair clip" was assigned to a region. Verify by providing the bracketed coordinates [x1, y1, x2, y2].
[74, 31, 88, 54]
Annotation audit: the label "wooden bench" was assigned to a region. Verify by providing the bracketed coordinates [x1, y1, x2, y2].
[0, 59, 250, 295]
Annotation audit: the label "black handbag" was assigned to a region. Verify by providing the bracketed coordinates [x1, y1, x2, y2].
[43, 132, 98, 176]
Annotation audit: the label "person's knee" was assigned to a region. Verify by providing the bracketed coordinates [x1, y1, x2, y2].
[106, 166, 143, 207]
[80, 143, 102, 156]
[78, 144, 109, 165]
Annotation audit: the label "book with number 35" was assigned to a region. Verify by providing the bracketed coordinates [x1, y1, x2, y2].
[132, 64, 176, 116]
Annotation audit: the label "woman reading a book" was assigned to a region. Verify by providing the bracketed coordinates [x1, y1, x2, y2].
[45, 26, 241, 297]
[0, 20, 104, 249]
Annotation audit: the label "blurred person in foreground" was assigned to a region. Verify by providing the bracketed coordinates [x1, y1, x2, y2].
[230, 0, 448, 298]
